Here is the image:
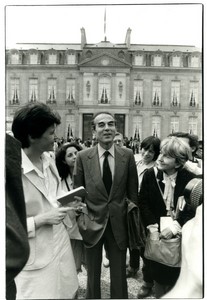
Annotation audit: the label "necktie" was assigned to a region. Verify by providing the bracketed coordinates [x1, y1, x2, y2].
[103, 151, 112, 195]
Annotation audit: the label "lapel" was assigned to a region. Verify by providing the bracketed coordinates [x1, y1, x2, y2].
[23, 154, 60, 201]
[24, 171, 49, 200]
[86, 146, 107, 198]
[156, 169, 165, 194]
[86, 145, 128, 199]
[174, 169, 186, 201]
[110, 146, 128, 199]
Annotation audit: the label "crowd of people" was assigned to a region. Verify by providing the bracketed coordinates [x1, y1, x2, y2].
[6, 102, 203, 300]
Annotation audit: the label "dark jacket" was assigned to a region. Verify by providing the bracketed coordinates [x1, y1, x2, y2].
[138, 166, 197, 285]
[73, 144, 138, 249]
[6, 134, 30, 299]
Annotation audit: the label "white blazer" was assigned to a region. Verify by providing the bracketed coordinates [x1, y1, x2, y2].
[21, 151, 68, 270]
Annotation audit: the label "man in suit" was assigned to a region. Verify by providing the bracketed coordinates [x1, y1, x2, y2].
[73, 112, 138, 298]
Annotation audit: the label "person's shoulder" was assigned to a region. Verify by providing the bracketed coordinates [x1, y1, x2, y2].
[144, 166, 155, 175]
[118, 146, 133, 155]
[78, 145, 97, 157]
[180, 165, 201, 179]
[134, 153, 142, 163]
[183, 161, 202, 176]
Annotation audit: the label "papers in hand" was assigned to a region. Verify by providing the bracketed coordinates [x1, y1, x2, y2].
[57, 186, 87, 206]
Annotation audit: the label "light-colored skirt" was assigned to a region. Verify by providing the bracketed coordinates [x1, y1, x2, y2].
[15, 222, 79, 299]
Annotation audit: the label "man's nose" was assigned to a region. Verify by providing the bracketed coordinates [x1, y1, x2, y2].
[104, 124, 110, 130]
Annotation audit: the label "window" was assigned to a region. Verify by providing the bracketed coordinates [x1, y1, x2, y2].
[66, 79, 75, 102]
[67, 53, 76, 64]
[99, 76, 111, 104]
[172, 56, 181, 67]
[133, 116, 142, 141]
[152, 81, 162, 106]
[154, 55, 162, 67]
[188, 117, 197, 135]
[191, 56, 199, 68]
[134, 54, 143, 66]
[86, 51, 92, 58]
[66, 115, 75, 140]
[11, 53, 19, 64]
[171, 81, 180, 106]
[189, 82, 199, 107]
[48, 54, 57, 64]
[86, 81, 91, 98]
[118, 51, 125, 59]
[30, 54, 38, 64]
[134, 80, 143, 105]
[10, 78, 20, 104]
[48, 79, 57, 103]
[29, 79, 38, 102]
[170, 117, 179, 133]
[152, 116, 161, 137]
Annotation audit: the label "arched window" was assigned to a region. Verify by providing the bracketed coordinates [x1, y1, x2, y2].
[98, 76, 111, 104]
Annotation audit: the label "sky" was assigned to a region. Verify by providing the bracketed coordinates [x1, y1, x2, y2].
[5, 2, 203, 49]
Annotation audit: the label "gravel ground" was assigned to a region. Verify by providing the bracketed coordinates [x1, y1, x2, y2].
[77, 257, 155, 299]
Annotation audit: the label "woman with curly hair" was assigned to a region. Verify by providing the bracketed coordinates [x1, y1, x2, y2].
[56, 142, 86, 273]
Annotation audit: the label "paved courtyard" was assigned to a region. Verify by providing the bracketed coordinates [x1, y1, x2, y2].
[77, 257, 155, 299]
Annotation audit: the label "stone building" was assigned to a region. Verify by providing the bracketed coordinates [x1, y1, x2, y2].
[5, 28, 202, 142]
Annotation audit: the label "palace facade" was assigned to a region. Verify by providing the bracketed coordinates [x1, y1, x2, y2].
[5, 28, 202, 141]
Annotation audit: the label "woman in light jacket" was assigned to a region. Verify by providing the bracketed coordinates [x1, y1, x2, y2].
[12, 102, 81, 299]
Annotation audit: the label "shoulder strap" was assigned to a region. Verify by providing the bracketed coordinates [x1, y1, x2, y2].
[64, 178, 70, 191]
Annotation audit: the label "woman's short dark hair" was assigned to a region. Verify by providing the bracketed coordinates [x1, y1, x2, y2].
[55, 142, 82, 179]
[12, 102, 61, 148]
[140, 136, 161, 161]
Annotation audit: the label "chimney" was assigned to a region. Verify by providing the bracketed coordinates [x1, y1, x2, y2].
[81, 27, 87, 49]
[125, 28, 131, 48]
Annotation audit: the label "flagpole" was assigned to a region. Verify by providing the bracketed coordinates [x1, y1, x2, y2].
[104, 7, 106, 41]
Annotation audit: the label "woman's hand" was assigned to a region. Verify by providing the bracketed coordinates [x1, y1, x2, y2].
[34, 207, 71, 228]
[160, 227, 174, 239]
[69, 196, 86, 212]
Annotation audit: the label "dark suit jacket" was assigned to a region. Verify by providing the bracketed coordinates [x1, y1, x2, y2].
[73, 144, 138, 249]
[6, 134, 30, 289]
[138, 167, 197, 229]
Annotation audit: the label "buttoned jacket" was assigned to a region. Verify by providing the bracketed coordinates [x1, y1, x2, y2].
[73, 144, 138, 249]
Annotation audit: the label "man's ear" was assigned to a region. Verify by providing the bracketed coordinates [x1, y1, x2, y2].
[28, 135, 36, 145]
[191, 146, 197, 154]
[92, 129, 96, 138]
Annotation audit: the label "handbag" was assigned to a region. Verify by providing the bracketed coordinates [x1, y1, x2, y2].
[143, 167, 182, 267]
[144, 233, 181, 267]
[126, 198, 146, 250]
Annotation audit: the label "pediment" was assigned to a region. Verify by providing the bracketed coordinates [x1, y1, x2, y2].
[79, 52, 131, 68]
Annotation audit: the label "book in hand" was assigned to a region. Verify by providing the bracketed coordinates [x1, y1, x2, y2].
[57, 186, 87, 206]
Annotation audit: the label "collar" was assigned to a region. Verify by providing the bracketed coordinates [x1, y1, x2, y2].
[21, 150, 50, 175]
[98, 143, 115, 159]
[163, 171, 177, 186]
